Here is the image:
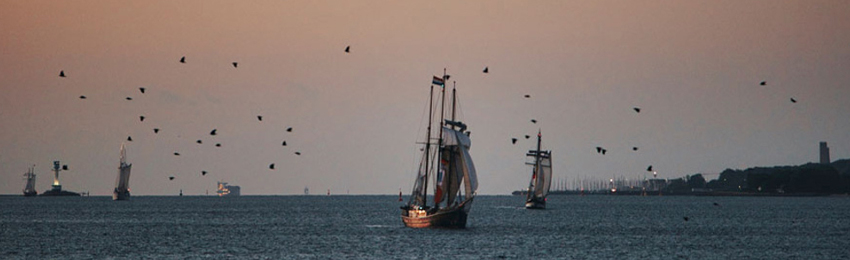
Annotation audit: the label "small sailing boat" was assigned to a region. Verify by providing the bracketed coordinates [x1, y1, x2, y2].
[401, 71, 479, 228]
[113, 143, 132, 200]
[525, 130, 552, 209]
[23, 165, 37, 197]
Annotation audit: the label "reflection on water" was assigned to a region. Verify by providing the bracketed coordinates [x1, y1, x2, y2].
[1, 195, 848, 259]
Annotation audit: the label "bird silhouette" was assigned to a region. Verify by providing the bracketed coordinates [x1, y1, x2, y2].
[483, 67, 488, 73]
[511, 138, 518, 144]
[269, 163, 275, 170]
[196, 140, 202, 144]
[524, 94, 531, 98]
[62, 165, 68, 170]
[126, 97, 133, 101]
[596, 147, 603, 153]
[286, 127, 293, 132]
[173, 152, 180, 156]
[602, 149, 607, 155]
[633, 147, 638, 151]
[282, 141, 287, 146]
[139, 87, 146, 94]
[294, 152, 301, 155]
[525, 135, 530, 139]
[210, 129, 217, 136]
[154, 128, 160, 134]
[215, 143, 221, 147]
[345, 46, 350, 53]
[140, 116, 145, 122]
[127, 136, 133, 142]
[79, 95, 86, 99]
[59, 70, 66, 77]
[202, 171, 207, 176]
[169, 176, 175, 180]
[180, 56, 186, 63]
[760, 81, 766, 86]
[790, 98, 797, 103]
[633, 107, 641, 113]
[257, 115, 263, 121]
[232, 62, 238, 68]
[531, 119, 537, 124]
[647, 165, 653, 172]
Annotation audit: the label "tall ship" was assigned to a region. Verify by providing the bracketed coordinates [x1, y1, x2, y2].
[217, 182, 241, 196]
[401, 71, 479, 228]
[23, 165, 37, 196]
[525, 130, 552, 209]
[113, 143, 132, 200]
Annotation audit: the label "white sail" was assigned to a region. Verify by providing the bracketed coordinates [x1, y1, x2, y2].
[535, 156, 552, 198]
[115, 143, 132, 193]
[23, 166, 37, 194]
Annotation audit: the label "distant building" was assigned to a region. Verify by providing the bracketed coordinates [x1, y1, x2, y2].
[820, 142, 830, 164]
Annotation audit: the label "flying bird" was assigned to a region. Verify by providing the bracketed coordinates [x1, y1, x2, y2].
[511, 138, 518, 144]
[525, 135, 530, 139]
[633, 107, 641, 113]
[530, 119, 537, 124]
[79, 95, 86, 99]
[790, 98, 797, 103]
[215, 143, 221, 147]
[62, 165, 68, 170]
[153, 128, 160, 134]
[596, 147, 603, 153]
[269, 163, 275, 170]
[760, 81, 766, 86]
[196, 140, 202, 144]
[286, 127, 293, 132]
[126, 97, 133, 101]
[180, 56, 186, 63]
[633, 147, 638, 151]
[232, 62, 238, 68]
[294, 152, 301, 155]
[139, 87, 146, 94]
[169, 176, 175, 180]
[202, 171, 207, 176]
[210, 129, 217, 136]
[602, 149, 607, 155]
[173, 152, 180, 156]
[647, 165, 653, 172]
[59, 70, 66, 77]
[257, 115, 263, 121]
[345, 46, 350, 53]
[282, 141, 287, 146]
[524, 94, 531, 98]
[127, 136, 133, 142]
[140, 116, 145, 122]
[483, 67, 488, 73]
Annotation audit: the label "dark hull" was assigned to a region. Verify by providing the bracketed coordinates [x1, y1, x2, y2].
[113, 190, 130, 200]
[401, 199, 473, 229]
[23, 191, 37, 197]
[39, 190, 80, 196]
[525, 197, 546, 209]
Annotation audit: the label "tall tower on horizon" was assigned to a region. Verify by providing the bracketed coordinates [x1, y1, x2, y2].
[820, 142, 830, 164]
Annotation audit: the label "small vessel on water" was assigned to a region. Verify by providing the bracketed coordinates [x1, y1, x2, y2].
[401, 71, 479, 228]
[113, 143, 132, 200]
[23, 165, 37, 196]
[524, 130, 552, 209]
[217, 182, 240, 196]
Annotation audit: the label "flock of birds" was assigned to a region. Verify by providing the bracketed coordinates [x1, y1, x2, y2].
[56, 43, 800, 201]
[59, 53, 310, 183]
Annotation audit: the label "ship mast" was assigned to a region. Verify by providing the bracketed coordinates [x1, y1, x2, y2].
[422, 83, 435, 207]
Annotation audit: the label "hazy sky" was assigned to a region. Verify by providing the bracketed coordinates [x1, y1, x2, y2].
[2, 1, 849, 195]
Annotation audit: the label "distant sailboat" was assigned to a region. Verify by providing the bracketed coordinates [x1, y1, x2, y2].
[113, 143, 132, 200]
[401, 71, 479, 228]
[525, 130, 552, 209]
[23, 165, 37, 196]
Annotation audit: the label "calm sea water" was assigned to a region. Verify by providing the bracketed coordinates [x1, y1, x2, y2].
[1, 195, 849, 259]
